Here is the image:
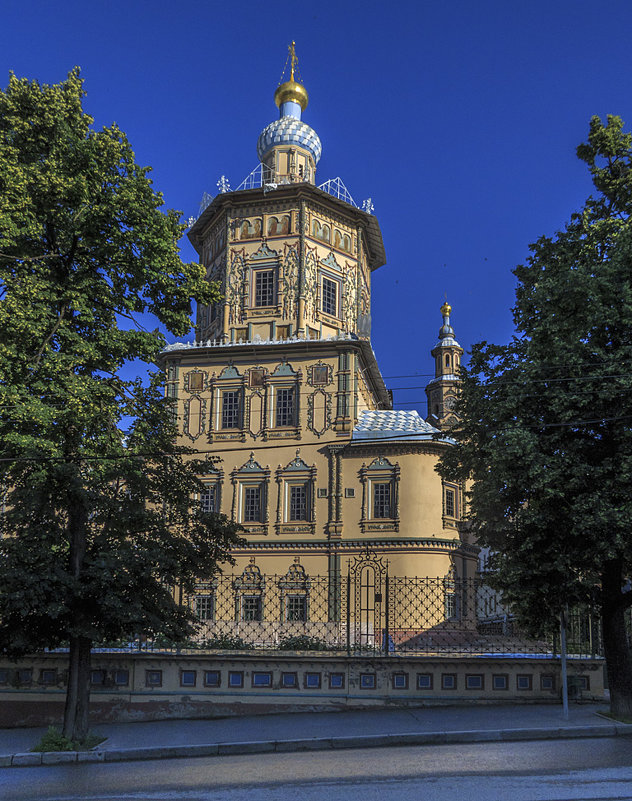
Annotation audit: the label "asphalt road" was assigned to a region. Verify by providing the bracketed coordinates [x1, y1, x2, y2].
[1, 737, 632, 801]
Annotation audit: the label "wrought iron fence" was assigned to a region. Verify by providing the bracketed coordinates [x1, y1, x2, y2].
[126, 564, 607, 659]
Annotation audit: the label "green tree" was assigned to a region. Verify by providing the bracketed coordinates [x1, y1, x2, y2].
[439, 115, 632, 716]
[0, 69, 243, 740]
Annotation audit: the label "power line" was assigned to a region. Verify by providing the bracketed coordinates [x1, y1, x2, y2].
[2, 411, 630, 466]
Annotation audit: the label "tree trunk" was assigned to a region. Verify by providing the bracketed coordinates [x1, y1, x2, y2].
[601, 561, 632, 718]
[62, 635, 92, 742]
[63, 448, 91, 743]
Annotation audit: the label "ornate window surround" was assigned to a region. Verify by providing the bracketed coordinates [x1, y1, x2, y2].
[359, 456, 400, 533]
[277, 558, 311, 622]
[231, 453, 270, 535]
[247, 242, 280, 314]
[208, 364, 246, 443]
[274, 450, 317, 535]
[233, 558, 265, 621]
[442, 480, 460, 530]
[199, 465, 224, 514]
[266, 361, 303, 440]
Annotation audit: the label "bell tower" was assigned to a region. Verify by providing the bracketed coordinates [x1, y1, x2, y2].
[425, 302, 463, 428]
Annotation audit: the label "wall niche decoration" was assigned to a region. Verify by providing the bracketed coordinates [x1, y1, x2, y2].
[307, 390, 332, 437]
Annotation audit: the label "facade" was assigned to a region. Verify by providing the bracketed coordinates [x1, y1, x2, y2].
[160, 45, 478, 641]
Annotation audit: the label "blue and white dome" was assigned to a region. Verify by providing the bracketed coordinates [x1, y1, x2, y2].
[257, 116, 322, 164]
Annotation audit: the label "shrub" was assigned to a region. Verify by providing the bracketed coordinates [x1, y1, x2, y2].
[31, 726, 104, 752]
[277, 635, 330, 651]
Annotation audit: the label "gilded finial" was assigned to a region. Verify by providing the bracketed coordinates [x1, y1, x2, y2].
[289, 41, 297, 81]
[441, 300, 452, 317]
[275, 41, 309, 112]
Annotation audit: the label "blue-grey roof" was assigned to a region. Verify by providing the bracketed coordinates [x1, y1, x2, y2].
[434, 336, 461, 348]
[257, 117, 322, 164]
[352, 410, 439, 442]
[426, 373, 460, 386]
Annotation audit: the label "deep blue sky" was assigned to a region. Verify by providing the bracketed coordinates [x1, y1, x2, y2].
[3, 0, 632, 412]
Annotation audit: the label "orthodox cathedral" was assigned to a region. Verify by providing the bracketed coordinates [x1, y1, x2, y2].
[160, 44, 477, 624]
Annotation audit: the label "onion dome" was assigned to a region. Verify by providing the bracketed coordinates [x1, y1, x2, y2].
[436, 301, 460, 348]
[256, 42, 322, 166]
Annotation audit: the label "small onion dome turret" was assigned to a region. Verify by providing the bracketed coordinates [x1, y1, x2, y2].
[436, 301, 461, 349]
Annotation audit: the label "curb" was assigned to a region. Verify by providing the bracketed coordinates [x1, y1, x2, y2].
[2, 723, 632, 767]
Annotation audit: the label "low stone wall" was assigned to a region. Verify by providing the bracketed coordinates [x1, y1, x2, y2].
[0, 652, 605, 727]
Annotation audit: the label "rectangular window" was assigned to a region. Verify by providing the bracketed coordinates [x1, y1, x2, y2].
[516, 674, 532, 690]
[345, 488, 355, 498]
[445, 488, 455, 517]
[252, 672, 272, 688]
[0, 669, 9, 685]
[466, 674, 484, 690]
[200, 484, 216, 513]
[304, 672, 321, 689]
[417, 673, 433, 690]
[180, 670, 196, 687]
[285, 595, 307, 622]
[17, 669, 32, 684]
[40, 669, 57, 685]
[373, 483, 391, 518]
[90, 670, 105, 686]
[360, 674, 376, 689]
[445, 592, 459, 620]
[195, 594, 215, 621]
[114, 670, 129, 686]
[204, 670, 221, 687]
[441, 673, 457, 690]
[228, 671, 243, 688]
[392, 673, 408, 690]
[289, 484, 307, 521]
[322, 277, 338, 316]
[241, 595, 262, 621]
[275, 387, 295, 427]
[145, 670, 162, 688]
[244, 486, 261, 522]
[282, 672, 298, 688]
[221, 391, 241, 429]
[493, 674, 508, 690]
[254, 269, 275, 307]
[540, 675, 555, 691]
[329, 673, 345, 689]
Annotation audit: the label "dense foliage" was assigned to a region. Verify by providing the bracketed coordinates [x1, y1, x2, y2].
[0, 69, 242, 738]
[439, 115, 632, 716]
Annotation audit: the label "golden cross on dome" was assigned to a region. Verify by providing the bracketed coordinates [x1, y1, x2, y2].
[289, 41, 298, 81]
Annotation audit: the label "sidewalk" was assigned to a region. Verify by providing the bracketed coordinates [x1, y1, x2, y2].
[2, 703, 631, 767]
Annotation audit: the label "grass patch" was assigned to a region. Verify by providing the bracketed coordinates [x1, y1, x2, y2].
[31, 726, 105, 752]
[597, 709, 632, 725]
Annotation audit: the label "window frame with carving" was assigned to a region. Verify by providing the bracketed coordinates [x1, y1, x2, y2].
[442, 481, 460, 529]
[278, 559, 311, 622]
[209, 365, 246, 441]
[233, 560, 265, 622]
[275, 452, 317, 535]
[319, 271, 342, 320]
[267, 362, 302, 434]
[231, 454, 270, 534]
[359, 456, 400, 532]
[197, 470, 224, 514]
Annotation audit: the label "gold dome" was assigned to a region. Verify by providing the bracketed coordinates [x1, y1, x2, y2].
[440, 301, 452, 317]
[274, 79, 309, 111]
